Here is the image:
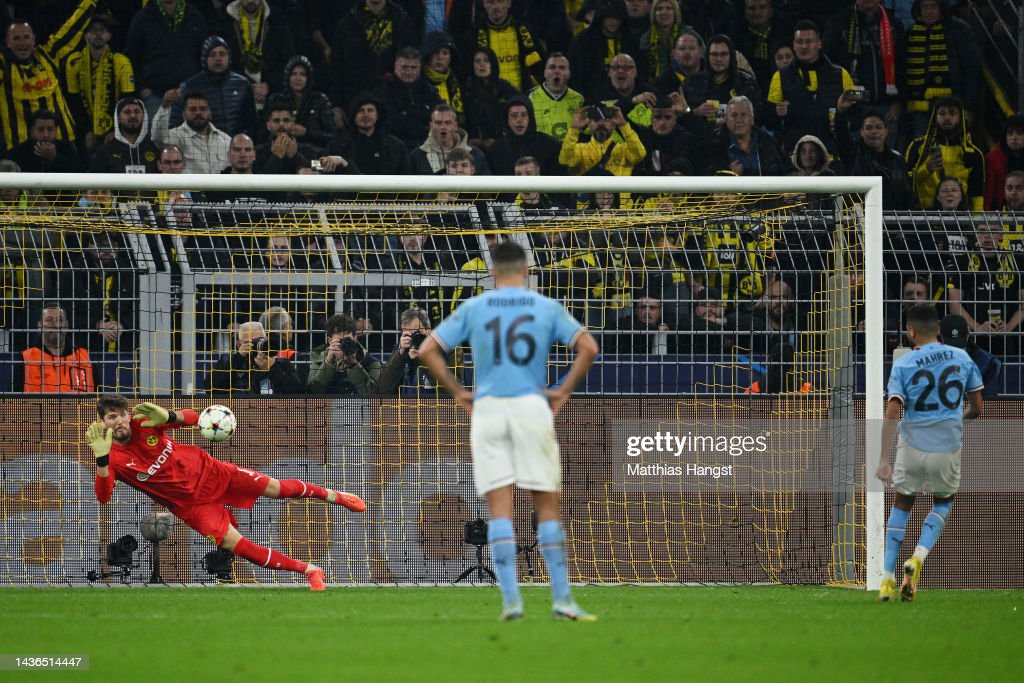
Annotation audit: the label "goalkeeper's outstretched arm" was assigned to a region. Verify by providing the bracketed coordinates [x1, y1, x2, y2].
[86, 421, 115, 504]
[132, 402, 200, 429]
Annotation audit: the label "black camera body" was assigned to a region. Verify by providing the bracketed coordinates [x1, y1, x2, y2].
[464, 518, 488, 546]
[410, 331, 428, 349]
[340, 338, 362, 357]
[251, 336, 269, 354]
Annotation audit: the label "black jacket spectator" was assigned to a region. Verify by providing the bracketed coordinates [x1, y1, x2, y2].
[218, 0, 297, 95]
[462, 47, 520, 151]
[768, 53, 849, 153]
[169, 36, 258, 137]
[486, 96, 563, 176]
[835, 109, 912, 210]
[324, 92, 409, 175]
[567, 1, 640, 101]
[276, 55, 336, 148]
[372, 68, 444, 153]
[6, 138, 82, 173]
[331, 1, 418, 116]
[124, 0, 208, 95]
[682, 36, 763, 131]
[637, 114, 706, 176]
[823, 0, 904, 109]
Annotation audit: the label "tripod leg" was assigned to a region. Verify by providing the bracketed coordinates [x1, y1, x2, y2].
[454, 566, 477, 583]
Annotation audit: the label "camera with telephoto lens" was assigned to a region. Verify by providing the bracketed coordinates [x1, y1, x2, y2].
[340, 338, 361, 357]
[251, 336, 269, 354]
[410, 331, 428, 349]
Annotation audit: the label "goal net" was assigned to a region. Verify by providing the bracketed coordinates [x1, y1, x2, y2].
[0, 173, 885, 587]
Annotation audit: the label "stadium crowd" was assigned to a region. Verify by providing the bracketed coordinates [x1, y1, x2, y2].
[0, 0, 1021, 394]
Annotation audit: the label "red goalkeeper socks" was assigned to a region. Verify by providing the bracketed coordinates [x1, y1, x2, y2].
[232, 536, 307, 573]
[277, 479, 331, 501]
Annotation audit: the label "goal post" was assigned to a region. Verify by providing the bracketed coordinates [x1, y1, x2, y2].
[0, 171, 884, 588]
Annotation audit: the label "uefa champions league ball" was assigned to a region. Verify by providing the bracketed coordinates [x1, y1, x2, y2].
[198, 405, 236, 442]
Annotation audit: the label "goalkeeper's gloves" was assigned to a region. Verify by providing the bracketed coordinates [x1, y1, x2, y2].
[133, 402, 170, 427]
[85, 421, 113, 460]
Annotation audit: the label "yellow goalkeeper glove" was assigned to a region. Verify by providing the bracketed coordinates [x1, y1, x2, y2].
[133, 402, 169, 427]
[85, 421, 113, 460]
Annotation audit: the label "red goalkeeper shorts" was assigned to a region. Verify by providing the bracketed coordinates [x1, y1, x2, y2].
[175, 464, 269, 545]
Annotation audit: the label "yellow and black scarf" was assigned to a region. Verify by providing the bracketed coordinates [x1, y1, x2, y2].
[905, 20, 952, 103]
[70, 47, 115, 136]
[647, 23, 680, 80]
[363, 7, 394, 55]
[239, 5, 265, 74]
[424, 65, 465, 124]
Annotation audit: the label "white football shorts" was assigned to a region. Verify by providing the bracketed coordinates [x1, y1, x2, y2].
[892, 437, 961, 498]
[470, 394, 560, 495]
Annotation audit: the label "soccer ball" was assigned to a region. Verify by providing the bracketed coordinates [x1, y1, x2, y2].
[198, 405, 236, 442]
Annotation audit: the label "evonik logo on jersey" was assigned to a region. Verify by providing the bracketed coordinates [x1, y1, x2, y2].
[137, 439, 174, 481]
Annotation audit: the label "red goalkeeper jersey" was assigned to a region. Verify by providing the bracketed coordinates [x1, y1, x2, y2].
[102, 418, 238, 509]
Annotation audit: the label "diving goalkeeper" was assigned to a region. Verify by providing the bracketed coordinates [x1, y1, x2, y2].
[86, 395, 365, 589]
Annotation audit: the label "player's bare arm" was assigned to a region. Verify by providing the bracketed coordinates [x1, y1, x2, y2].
[418, 334, 474, 414]
[875, 397, 903, 484]
[963, 389, 984, 420]
[543, 330, 598, 416]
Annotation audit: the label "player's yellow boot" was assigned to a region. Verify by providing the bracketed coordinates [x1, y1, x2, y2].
[901, 556, 922, 601]
[878, 577, 897, 602]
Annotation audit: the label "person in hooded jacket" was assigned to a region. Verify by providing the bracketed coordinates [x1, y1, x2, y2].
[486, 96, 563, 176]
[568, 0, 641, 101]
[89, 96, 161, 175]
[905, 95, 985, 210]
[218, 0, 296, 99]
[325, 92, 408, 175]
[168, 35, 258, 137]
[421, 31, 466, 127]
[985, 114, 1024, 210]
[462, 46, 520, 153]
[274, 55, 335, 148]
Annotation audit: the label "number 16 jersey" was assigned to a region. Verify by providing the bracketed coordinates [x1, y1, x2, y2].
[432, 286, 584, 399]
[888, 342, 983, 452]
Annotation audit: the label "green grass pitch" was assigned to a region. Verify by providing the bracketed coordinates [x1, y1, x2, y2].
[1, 586, 1019, 680]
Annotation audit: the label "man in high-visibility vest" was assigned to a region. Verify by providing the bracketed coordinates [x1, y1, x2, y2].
[15, 303, 94, 393]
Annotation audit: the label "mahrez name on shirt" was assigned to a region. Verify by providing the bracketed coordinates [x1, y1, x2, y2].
[914, 349, 954, 368]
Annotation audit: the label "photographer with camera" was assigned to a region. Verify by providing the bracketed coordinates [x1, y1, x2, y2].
[378, 309, 440, 395]
[307, 314, 383, 395]
[558, 103, 646, 176]
[207, 321, 303, 396]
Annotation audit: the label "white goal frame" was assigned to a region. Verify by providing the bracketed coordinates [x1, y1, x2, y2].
[3, 172, 885, 590]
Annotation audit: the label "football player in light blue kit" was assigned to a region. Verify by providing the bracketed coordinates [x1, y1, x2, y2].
[419, 241, 599, 621]
[876, 305, 983, 602]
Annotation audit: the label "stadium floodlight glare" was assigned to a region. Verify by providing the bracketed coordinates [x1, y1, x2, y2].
[0, 171, 884, 590]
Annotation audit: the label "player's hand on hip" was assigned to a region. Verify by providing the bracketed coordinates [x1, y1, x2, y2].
[85, 421, 113, 458]
[133, 402, 169, 427]
[454, 389, 474, 415]
[875, 462, 893, 485]
[543, 387, 571, 416]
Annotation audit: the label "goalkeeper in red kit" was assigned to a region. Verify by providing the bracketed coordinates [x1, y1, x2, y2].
[86, 395, 365, 590]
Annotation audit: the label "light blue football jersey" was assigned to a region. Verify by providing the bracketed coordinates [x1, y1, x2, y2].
[432, 286, 583, 399]
[887, 342, 983, 452]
